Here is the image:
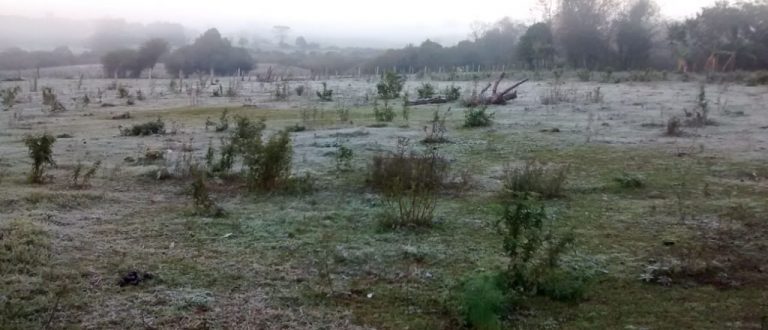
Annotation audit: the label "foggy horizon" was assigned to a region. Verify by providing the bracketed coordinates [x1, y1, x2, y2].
[0, 0, 718, 49]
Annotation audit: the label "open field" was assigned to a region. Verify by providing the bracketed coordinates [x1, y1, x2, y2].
[2, 70, 768, 329]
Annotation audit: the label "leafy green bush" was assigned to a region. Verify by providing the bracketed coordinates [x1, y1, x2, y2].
[416, 83, 435, 99]
[24, 133, 56, 183]
[459, 273, 506, 330]
[501, 161, 568, 199]
[497, 200, 575, 295]
[335, 144, 354, 172]
[246, 130, 292, 191]
[121, 118, 166, 136]
[443, 85, 461, 101]
[463, 106, 494, 128]
[376, 71, 405, 99]
[577, 69, 592, 82]
[373, 98, 396, 122]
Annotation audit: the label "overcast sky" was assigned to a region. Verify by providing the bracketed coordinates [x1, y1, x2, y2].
[0, 0, 718, 46]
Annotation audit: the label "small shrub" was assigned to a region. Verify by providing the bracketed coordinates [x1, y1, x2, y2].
[1, 86, 21, 110]
[121, 118, 166, 136]
[665, 116, 683, 136]
[600, 68, 614, 83]
[746, 71, 768, 86]
[335, 144, 354, 172]
[285, 123, 306, 132]
[577, 69, 592, 82]
[294, 85, 305, 96]
[336, 102, 351, 122]
[24, 133, 56, 183]
[423, 108, 450, 143]
[316, 82, 333, 101]
[245, 130, 292, 191]
[205, 109, 230, 132]
[416, 83, 435, 99]
[401, 92, 410, 122]
[376, 71, 405, 99]
[373, 98, 396, 122]
[274, 82, 289, 101]
[117, 86, 130, 99]
[614, 172, 644, 188]
[190, 171, 225, 217]
[71, 160, 101, 188]
[458, 273, 506, 330]
[584, 86, 603, 104]
[539, 85, 576, 105]
[443, 85, 461, 101]
[497, 199, 576, 295]
[463, 106, 494, 128]
[501, 161, 568, 199]
[42, 87, 66, 112]
[370, 139, 448, 229]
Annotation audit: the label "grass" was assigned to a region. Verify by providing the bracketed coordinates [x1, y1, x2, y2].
[1, 94, 767, 329]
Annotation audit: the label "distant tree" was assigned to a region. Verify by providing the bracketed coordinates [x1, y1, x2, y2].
[101, 49, 139, 78]
[295, 36, 309, 49]
[555, 0, 618, 68]
[164, 28, 254, 76]
[614, 0, 657, 69]
[137, 38, 169, 71]
[238, 37, 250, 48]
[101, 38, 169, 78]
[517, 22, 556, 69]
[668, 1, 768, 71]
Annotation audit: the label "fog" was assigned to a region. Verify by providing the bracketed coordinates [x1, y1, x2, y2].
[0, 0, 717, 49]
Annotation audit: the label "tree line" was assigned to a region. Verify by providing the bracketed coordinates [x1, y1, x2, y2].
[365, 0, 768, 72]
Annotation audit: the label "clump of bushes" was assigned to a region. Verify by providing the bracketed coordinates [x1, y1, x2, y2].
[463, 106, 494, 128]
[120, 118, 166, 136]
[316, 82, 333, 101]
[501, 161, 569, 199]
[207, 116, 295, 192]
[24, 133, 56, 183]
[539, 85, 576, 105]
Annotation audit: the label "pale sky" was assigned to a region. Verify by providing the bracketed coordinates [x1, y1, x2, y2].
[0, 0, 719, 47]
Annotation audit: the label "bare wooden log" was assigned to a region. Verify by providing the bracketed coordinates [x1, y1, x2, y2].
[466, 75, 529, 106]
[405, 97, 449, 106]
